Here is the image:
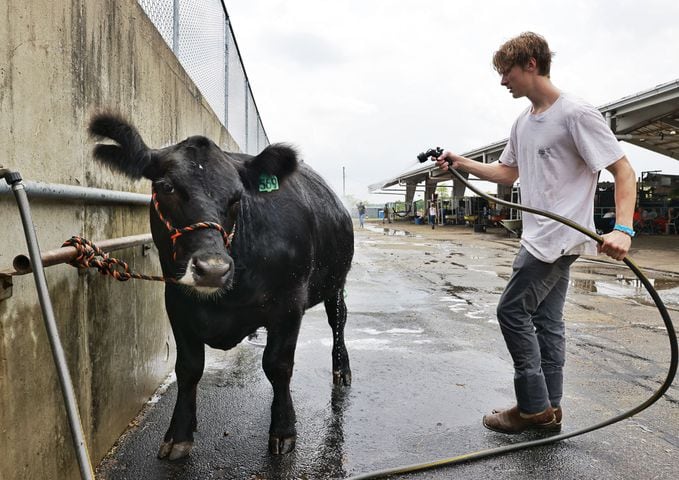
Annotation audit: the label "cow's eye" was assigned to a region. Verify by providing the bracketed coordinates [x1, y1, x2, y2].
[155, 181, 174, 194]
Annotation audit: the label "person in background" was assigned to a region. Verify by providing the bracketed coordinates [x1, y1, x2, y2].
[653, 210, 666, 234]
[357, 202, 366, 228]
[433, 32, 636, 434]
[429, 203, 437, 229]
[383, 203, 392, 224]
[633, 207, 645, 233]
[667, 207, 678, 234]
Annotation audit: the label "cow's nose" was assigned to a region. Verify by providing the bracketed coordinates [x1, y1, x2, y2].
[192, 258, 231, 286]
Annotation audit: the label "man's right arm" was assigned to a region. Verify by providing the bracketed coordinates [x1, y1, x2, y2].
[435, 151, 519, 185]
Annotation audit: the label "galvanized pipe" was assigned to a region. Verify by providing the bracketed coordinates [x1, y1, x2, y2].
[0, 180, 150, 205]
[12, 233, 154, 275]
[2, 169, 95, 480]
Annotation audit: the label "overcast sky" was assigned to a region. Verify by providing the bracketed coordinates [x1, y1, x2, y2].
[225, 0, 679, 204]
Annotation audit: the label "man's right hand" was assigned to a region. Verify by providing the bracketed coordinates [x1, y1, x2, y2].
[435, 151, 460, 171]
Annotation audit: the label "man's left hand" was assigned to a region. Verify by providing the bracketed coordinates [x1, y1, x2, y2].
[598, 230, 632, 261]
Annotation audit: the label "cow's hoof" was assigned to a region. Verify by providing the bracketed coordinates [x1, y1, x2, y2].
[333, 371, 352, 386]
[158, 441, 173, 459]
[268, 434, 296, 455]
[158, 440, 193, 460]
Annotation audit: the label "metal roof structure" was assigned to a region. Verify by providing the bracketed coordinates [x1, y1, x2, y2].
[370, 78, 679, 194]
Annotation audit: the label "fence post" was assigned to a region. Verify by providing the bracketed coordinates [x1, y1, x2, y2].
[172, 0, 179, 54]
[224, 18, 230, 129]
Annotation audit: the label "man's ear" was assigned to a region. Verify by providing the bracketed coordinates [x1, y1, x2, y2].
[525, 57, 537, 72]
[238, 143, 298, 190]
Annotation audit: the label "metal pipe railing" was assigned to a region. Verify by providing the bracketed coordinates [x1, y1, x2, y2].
[0, 180, 150, 205]
[10, 233, 154, 275]
[1, 166, 95, 480]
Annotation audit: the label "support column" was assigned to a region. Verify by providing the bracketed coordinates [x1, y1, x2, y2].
[424, 178, 437, 205]
[405, 182, 417, 218]
[452, 172, 469, 198]
[497, 183, 512, 202]
[496, 183, 513, 219]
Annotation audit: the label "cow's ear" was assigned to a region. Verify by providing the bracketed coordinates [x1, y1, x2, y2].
[88, 112, 156, 180]
[240, 143, 298, 189]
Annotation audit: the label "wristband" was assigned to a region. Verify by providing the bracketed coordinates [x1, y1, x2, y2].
[613, 224, 635, 237]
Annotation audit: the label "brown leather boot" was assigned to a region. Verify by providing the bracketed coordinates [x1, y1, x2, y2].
[483, 405, 560, 434]
[492, 406, 562, 425]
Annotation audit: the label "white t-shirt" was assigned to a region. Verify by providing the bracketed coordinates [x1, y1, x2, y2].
[499, 92, 624, 263]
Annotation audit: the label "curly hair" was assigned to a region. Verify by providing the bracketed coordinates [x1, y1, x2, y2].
[492, 32, 554, 76]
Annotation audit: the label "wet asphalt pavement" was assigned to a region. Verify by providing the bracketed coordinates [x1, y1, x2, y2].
[97, 223, 679, 479]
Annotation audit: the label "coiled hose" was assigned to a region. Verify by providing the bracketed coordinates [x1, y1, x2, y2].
[346, 165, 677, 480]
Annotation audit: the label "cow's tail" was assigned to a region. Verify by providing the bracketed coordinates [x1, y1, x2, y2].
[88, 112, 152, 179]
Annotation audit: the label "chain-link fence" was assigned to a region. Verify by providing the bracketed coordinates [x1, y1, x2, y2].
[137, 0, 269, 154]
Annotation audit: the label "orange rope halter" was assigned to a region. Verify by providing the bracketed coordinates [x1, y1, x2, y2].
[152, 191, 232, 261]
[61, 190, 235, 283]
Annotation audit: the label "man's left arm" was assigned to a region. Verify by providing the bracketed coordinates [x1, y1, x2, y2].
[599, 156, 637, 260]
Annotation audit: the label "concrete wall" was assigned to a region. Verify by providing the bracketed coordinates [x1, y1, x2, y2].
[0, 1, 239, 478]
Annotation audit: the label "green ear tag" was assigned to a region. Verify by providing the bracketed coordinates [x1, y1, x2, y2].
[258, 174, 280, 193]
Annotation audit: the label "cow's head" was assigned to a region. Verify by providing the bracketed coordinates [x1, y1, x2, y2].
[88, 112, 297, 295]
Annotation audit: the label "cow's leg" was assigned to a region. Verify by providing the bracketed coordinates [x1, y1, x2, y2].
[262, 312, 302, 454]
[324, 289, 352, 386]
[158, 320, 205, 461]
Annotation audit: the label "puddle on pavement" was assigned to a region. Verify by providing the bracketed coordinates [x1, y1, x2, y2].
[363, 225, 679, 309]
[316, 326, 428, 352]
[467, 266, 501, 277]
[570, 274, 679, 307]
[365, 224, 418, 237]
[357, 327, 425, 335]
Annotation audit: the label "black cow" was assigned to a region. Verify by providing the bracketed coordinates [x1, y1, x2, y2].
[89, 113, 354, 460]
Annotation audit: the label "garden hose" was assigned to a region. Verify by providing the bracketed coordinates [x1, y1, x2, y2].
[345, 161, 677, 480]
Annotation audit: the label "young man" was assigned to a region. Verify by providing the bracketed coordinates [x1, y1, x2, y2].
[357, 202, 366, 228]
[435, 32, 636, 433]
[429, 203, 437, 229]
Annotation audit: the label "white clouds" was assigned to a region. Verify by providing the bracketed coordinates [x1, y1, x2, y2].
[226, 0, 679, 203]
[259, 30, 347, 69]
[308, 93, 378, 116]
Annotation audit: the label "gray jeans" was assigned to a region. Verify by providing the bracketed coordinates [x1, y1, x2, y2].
[497, 246, 578, 414]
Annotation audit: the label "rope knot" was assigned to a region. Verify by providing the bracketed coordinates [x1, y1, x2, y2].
[61, 236, 169, 283]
